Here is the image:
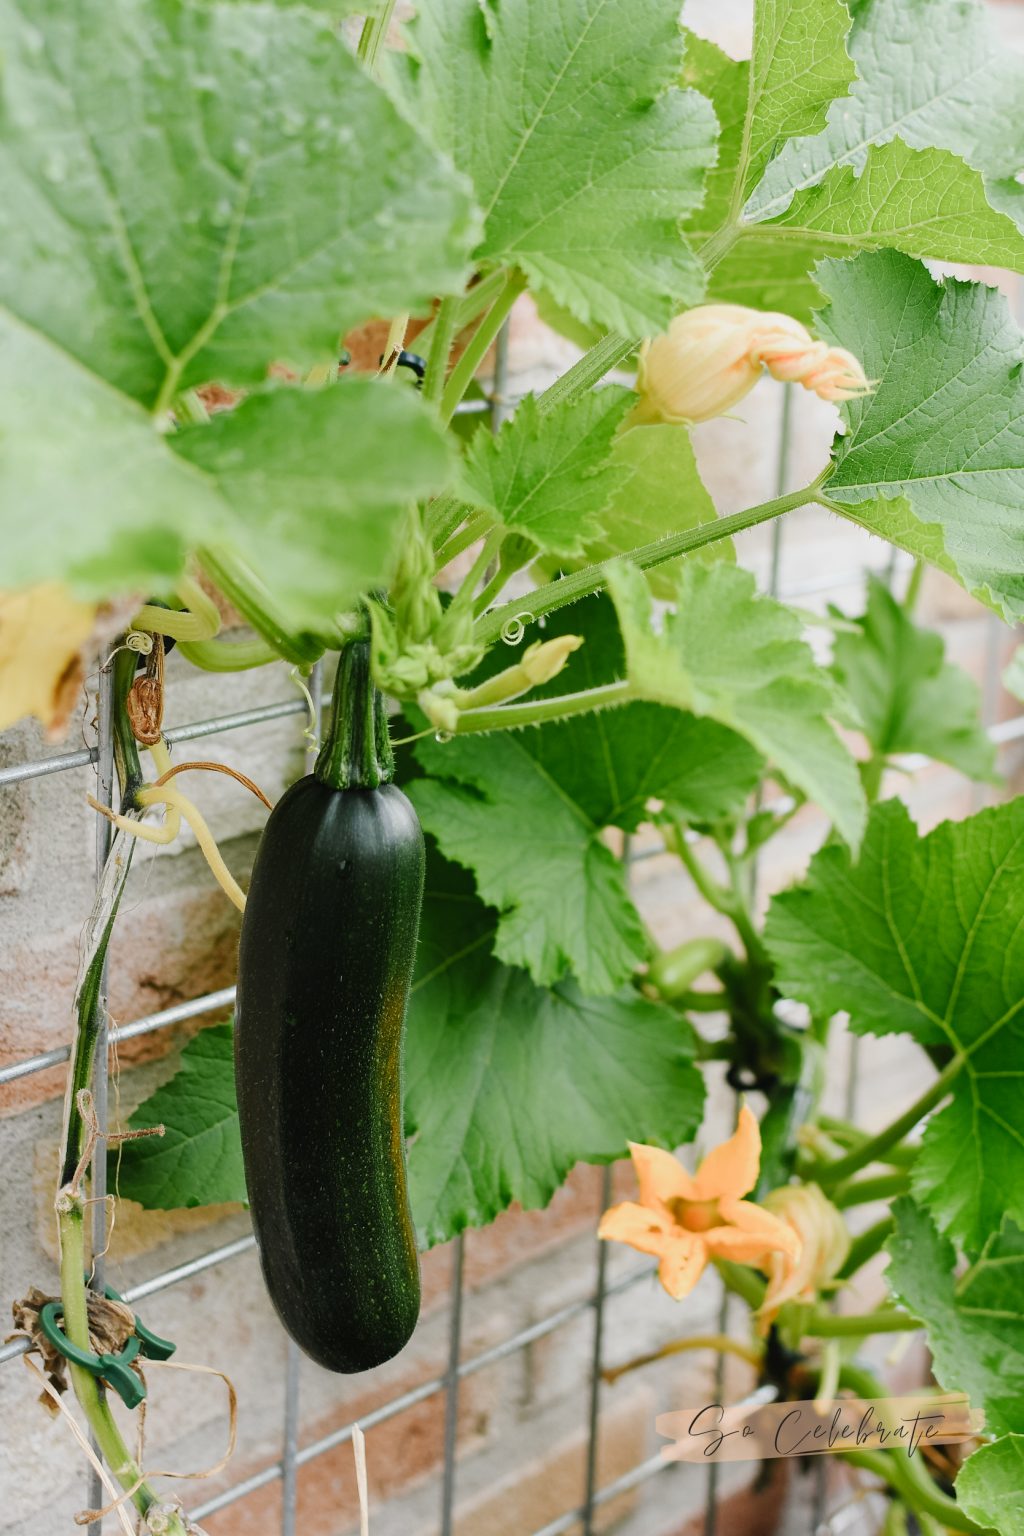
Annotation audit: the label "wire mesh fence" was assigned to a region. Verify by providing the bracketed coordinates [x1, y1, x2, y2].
[0, 352, 1019, 1536]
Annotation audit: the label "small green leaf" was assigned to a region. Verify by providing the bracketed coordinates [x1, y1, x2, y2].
[409, 598, 762, 992]
[956, 1436, 1024, 1534]
[832, 575, 997, 782]
[819, 250, 1024, 623]
[116, 1024, 246, 1210]
[533, 421, 734, 597]
[393, 0, 717, 334]
[886, 1198, 1024, 1439]
[607, 561, 865, 846]
[460, 389, 635, 558]
[406, 848, 705, 1246]
[766, 799, 1024, 1252]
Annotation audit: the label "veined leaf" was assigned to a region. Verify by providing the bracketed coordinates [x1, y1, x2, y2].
[116, 1023, 245, 1209]
[0, 0, 477, 406]
[406, 848, 705, 1245]
[460, 389, 635, 558]
[750, 0, 1024, 223]
[409, 598, 762, 993]
[832, 575, 997, 783]
[532, 421, 734, 598]
[818, 250, 1024, 623]
[766, 799, 1024, 1252]
[393, 0, 717, 335]
[956, 1436, 1024, 1533]
[117, 852, 707, 1247]
[0, 0, 473, 618]
[886, 1198, 1024, 1438]
[606, 561, 866, 846]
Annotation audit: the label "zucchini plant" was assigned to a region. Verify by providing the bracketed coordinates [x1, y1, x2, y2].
[1, 0, 1023, 1530]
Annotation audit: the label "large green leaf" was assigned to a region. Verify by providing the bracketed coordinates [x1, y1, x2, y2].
[409, 598, 762, 992]
[116, 1024, 245, 1209]
[0, 0, 473, 615]
[832, 575, 997, 783]
[460, 388, 635, 558]
[750, 0, 1024, 223]
[393, 0, 717, 335]
[117, 854, 706, 1246]
[765, 798, 1024, 1252]
[532, 421, 734, 598]
[4, 369, 454, 623]
[886, 1198, 1024, 1439]
[0, 0, 477, 406]
[606, 561, 865, 846]
[956, 1436, 1024, 1535]
[406, 849, 705, 1245]
[818, 251, 1024, 623]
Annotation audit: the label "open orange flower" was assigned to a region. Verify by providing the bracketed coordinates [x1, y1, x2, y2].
[598, 1106, 802, 1300]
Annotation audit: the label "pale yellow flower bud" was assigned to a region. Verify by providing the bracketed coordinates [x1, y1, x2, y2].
[455, 634, 583, 712]
[635, 304, 872, 425]
[757, 1183, 850, 1330]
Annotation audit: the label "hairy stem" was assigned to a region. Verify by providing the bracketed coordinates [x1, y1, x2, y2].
[451, 679, 635, 736]
[536, 331, 635, 415]
[832, 1171, 910, 1210]
[815, 1060, 962, 1188]
[176, 635, 280, 671]
[475, 478, 824, 647]
[199, 548, 324, 666]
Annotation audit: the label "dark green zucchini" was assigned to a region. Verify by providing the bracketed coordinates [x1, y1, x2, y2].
[235, 641, 423, 1373]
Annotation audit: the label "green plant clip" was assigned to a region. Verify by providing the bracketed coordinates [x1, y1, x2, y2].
[38, 1284, 176, 1412]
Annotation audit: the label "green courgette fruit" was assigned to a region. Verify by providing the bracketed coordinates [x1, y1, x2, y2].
[235, 641, 423, 1373]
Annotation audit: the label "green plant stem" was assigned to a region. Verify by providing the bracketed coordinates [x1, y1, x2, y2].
[110, 648, 145, 810]
[455, 528, 504, 607]
[435, 510, 493, 569]
[415, 270, 510, 364]
[473, 565, 511, 617]
[714, 1259, 767, 1310]
[440, 270, 526, 423]
[424, 295, 460, 406]
[842, 1450, 983, 1534]
[815, 1060, 962, 1188]
[805, 1306, 920, 1337]
[131, 576, 221, 642]
[176, 635, 280, 671]
[475, 477, 824, 646]
[315, 640, 393, 789]
[358, 0, 398, 70]
[665, 826, 767, 969]
[862, 752, 887, 803]
[604, 1332, 763, 1384]
[452, 679, 635, 735]
[57, 1200, 169, 1525]
[838, 1216, 895, 1279]
[199, 548, 324, 666]
[833, 1171, 910, 1210]
[536, 331, 635, 414]
[676, 989, 730, 1013]
[903, 559, 925, 614]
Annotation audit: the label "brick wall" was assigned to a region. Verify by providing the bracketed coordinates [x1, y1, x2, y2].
[3, 4, 1024, 1533]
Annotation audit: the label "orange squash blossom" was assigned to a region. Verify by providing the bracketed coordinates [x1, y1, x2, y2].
[598, 1105, 802, 1301]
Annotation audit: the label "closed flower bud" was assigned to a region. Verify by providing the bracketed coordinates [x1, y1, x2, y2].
[635, 304, 872, 425]
[757, 1182, 850, 1330]
[455, 634, 583, 711]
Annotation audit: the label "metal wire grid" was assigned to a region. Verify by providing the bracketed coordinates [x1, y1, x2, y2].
[0, 376, 1019, 1536]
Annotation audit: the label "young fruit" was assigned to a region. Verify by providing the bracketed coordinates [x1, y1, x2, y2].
[235, 641, 423, 1373]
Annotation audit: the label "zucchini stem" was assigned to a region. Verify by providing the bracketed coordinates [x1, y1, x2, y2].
[315, 642, 394, 790]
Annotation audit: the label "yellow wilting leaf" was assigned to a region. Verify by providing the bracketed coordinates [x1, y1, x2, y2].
[0, 583, 104, 736]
